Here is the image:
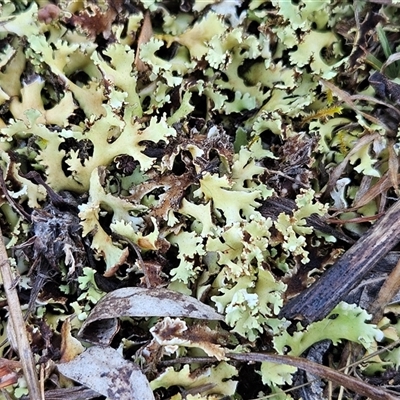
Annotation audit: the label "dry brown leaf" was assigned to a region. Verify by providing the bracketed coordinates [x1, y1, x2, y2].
[0, 359, 21, 389]
[351, 172, 400, 210]
[150, 317, 227, 360]
[135, 12, 153, 73]
[79, 287, 223, 345]
[60, 319, 85, 363]
[66, 0, 124, 39]
[57, 346, 154, 400]
[128, 171, 193, 221]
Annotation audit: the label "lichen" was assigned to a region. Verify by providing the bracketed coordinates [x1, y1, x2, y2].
[0, 0, 398, 398]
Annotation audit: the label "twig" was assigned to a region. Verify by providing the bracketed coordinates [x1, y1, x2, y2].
[160, 353, 398, 399]
[279, 199, 400, 323]
[21, 386, 100, 400]
[228, 353, 398, 400]
[0, 227, 41, 399]
[0, 170, 31, 222]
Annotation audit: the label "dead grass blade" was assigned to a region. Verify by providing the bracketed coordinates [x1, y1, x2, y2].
[0, 227, 41, 399]
[351, 172, 394, 210]
[351, 94, 400, 117]
[388, 140, 399, 196]
[370, 255, 400, 323]
[328, 171, 400, 214]
[382, 52, 400, 74]
[320, 79, 394, 134]
[135, 12, 153, 73]
[322, 132, 380, 199]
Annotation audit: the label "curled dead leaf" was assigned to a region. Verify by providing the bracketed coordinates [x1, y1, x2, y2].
[66, 0, 124, 39]
[60, 319, 85, 363]
[79, 287, 223, 345]
[150, 317, 227, 360]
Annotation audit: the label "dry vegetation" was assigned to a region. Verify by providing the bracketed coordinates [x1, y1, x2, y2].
[1, 1, 400, 399]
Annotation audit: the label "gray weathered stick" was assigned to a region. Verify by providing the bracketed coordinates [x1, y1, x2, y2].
[279, 200, 400, 323]
[0, 227, 41, 399]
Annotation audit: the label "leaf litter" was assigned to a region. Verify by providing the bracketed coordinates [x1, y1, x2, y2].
[1, 1, 400, 399]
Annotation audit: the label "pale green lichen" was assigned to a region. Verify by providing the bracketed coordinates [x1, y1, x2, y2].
[274, 302, 383, 357]
[150, 362, 238, 396]
[212, 269, 286, 341]
[0, 0, 398, 398]
[79, 167, 145, 275]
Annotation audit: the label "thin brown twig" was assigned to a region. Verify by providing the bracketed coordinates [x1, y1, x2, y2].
[159, 352, 399, 399]
[0, 171, 31, 222]
[326, 214, 383, 224]
[287, 338, 400, 399]
[0, 227, 41, 399]
[228, 353, 398, 400]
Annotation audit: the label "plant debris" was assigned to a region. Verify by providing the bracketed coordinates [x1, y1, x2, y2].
[1, 1, 400, 399]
